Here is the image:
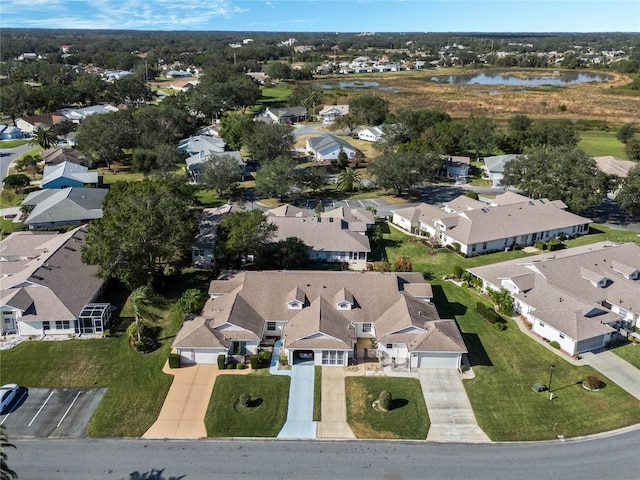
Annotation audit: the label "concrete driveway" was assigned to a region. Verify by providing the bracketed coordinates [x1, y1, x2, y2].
[418, 369, 491, 443]
[580, 349, 640, 401]
[317, 367, 354, 439]
[143, 363, 251, 439]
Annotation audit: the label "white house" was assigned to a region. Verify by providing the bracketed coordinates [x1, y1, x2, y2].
[483, 154, 519, 187]
[306, 134, 359, 162]
[172, 271, 467, 369]
[391, 192, 591, 256]
[358, 126, 385, 142]
[318, 105, 349, 124]
[468, 242, 640, 355]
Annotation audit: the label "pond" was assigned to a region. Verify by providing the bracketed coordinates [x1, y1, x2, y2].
[429, 70, 613, 86]
[318, 80, 380, 90]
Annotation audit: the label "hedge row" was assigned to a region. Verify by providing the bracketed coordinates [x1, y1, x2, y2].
[476, 302, 506, 326]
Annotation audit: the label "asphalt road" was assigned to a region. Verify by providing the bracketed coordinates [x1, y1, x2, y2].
[9, 429, 640, 480]
[0, 143, 33, 185]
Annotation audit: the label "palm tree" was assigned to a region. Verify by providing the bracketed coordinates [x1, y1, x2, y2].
[0, 425, 18, 480]
[337, 167, 363, 192]
[28, 127, 58, 149]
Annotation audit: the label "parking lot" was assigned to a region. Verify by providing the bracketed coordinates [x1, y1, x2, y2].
[0, 387, 106, 437]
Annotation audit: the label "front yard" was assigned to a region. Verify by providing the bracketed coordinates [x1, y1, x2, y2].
[205, 374, 290, 437]
[345, 377, 429, 439]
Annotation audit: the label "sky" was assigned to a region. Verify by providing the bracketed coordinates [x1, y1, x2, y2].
[1, 0, 639, 32]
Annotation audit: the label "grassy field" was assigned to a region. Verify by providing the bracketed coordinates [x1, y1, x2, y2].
[0, 269, 211, 437]
[579, 131, 627, 158]
[434, 282, 640, 441]
[204, 374, 290, 437]
[612, 343, 640, 370]
[345, 377, 429, 439]
[0, 139, 30, 148]
[313, 366, 322, 421]
[0, 218, 24, 238]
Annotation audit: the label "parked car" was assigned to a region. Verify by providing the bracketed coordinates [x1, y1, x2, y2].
[0, 384, 19, 413]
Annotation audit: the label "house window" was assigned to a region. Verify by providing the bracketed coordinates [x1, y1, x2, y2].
[362, 323, 372, 333]
[386, 343, 393, 349]
[193, 249, 204, 257]
[482, 242, 487, 250]
[267, 321, 276, 331]
[539, 322, 545, 327]
[472, 245, 476, 252]
[559, 333, 565, 339]
[55, 320, 71, 330]
[43, 321, 51, 331]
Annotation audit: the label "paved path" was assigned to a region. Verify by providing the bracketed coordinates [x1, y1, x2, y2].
[580, 350, 640, 401]
[317, 367, 355, 439]
[270, 341, 317, 439]
[418, 369, 491, 443]
[143, 363, 250, 439]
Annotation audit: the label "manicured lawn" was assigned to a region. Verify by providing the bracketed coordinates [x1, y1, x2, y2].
[579, 131, 627, 159]
[256, 85, 292, 108]
[433, 282, 640, 441]
[205, 374, 290, 437]
[313, 366, 322, 421]
[0, 218, 24, 238]
[565, 224, 640, 248]
[0, 269, 211, 437]
[0, 192, 27, 208]
[0, 139, 30, 148]
[345, 377, 428, 439]
[612, 343, 640, 370]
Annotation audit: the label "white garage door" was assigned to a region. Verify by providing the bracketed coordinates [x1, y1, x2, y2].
[179, 349, 221, 365]
[416, 353, 460, 369]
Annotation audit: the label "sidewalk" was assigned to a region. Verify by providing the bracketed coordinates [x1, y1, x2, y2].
[316, 367, 355, 439]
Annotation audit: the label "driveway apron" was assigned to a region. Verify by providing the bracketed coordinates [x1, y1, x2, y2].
[271, 341, 317, 439]
[317, 367, 355, 439]
[418, 369, 491, 443]
[581, 350, 640, 401]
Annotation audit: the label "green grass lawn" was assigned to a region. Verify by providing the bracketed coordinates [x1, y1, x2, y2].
[579, 131, 627, 159]
[433, 282, 640, 441]
[205, 374, 290, 437]
[314, 366, 322, 421]
[345, 377, 428, 439]
[256, 84, 292, 108]
[0, 269, 211, 437]
[0, 139, 30, 148]
[564, 224, 640, 248]
[612, 343, 640, 370]
[0, 218, 24, 238]
[0, 192, 27, 208]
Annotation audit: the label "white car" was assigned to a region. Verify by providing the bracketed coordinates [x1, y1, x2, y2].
[0, 384, 19, 413]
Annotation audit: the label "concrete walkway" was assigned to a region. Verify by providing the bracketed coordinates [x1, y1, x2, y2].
[418, 369, 491, 443]
[580, 350, 640, 401]
[143, 363, 250, 439]
[317, 367, 355, 439]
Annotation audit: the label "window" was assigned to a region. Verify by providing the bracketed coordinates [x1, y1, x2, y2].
[386, 343, 393, 349]
[362, 323, 372, 333]
[482, 242, 487, 250]
[55, 320, 71, 330]
[539, 322, 545, 327]
[43, 321, 50, 331]
[559, 333, 565, 339]
[267, 321, 276, 331]
[472, 245, 476, 252]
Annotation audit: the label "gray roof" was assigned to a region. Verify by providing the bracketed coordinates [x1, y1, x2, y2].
[41, 148, 87, 166]
[593, 156, 636, 178]
[307, 134, 357, 155]
[192, 205, 233, 250]
[469, 242, 640, 341]
[484, 154, 519, 174]
[186, 151, 245, 170]
[23, 188, 107, 226]
[41, 161, 98, 187]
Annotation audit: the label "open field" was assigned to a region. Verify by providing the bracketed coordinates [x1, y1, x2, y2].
[312, 69, 640, 124]
[579, 131, 628, 158]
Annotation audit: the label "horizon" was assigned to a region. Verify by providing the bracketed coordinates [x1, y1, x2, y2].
[1, 1, 638, 34]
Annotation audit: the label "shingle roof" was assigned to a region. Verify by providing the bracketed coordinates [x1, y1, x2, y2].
[594, 156, 636, 178]
[23, 188, 106, 226]
[41, 162, 98, 187]
[307, 134, 357, 155]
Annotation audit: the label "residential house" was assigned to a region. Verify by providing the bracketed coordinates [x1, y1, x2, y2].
[0, 125, 23, 140]
[391, 192, 591, 256]
[191, 204, 235, 267]
[166, 70, 193, 79]
[16, 114, 66, 135]
[41, 148, 88, 167]
[58, 104, 118, 124]
[265, 205, 371, 267]
[442, 156, 471, 183]
[178, 135, 226, 157]
[256, 107, 308, 125]
[357, 126, 385, 142]
[306, 134, 359, 162]
[593, 156, 636, 179]
[186, 151, 246, 184]
[319, 105, 349, 124]
[0, 227, 111, 337]
[172, 271, 467, 369]
[468, 242, 640, 355]
[21, 187, 107, 229]
[41, 162, 98, 189]
[483, 154, 519, 187]
[246, 72, 268, 84]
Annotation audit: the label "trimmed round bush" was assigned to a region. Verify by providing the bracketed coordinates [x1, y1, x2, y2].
[379, 390, 392, 411]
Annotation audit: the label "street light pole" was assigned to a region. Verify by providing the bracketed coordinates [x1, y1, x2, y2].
[549, 364, 555, 400]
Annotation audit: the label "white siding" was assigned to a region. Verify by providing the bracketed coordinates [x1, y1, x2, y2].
[393, 213, 413, 232]
[411, 352, 461, 369]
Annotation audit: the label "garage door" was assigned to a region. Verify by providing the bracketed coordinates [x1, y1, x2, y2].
[416, 353, 460, 369]
[178, 349, 220, 364]
[577, 335, 606, 353]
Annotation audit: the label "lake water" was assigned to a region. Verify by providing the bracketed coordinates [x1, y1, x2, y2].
[318, 80, 380, 89]
[429, 70, 613, 86]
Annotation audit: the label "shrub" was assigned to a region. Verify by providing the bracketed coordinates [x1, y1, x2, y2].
[512, 244, 522, 251]
[547, 238, 564, 251]
[226, 363, 235, 369]
[176, 288, 206, 315]
[549, 341, 561, 349]
[126, 319, 162, 353]
[464, 191, 479, 200]
[168, 353, 181, 369]
[534, 241, 546, 250]
[239, 392, 251, 408]
[451, 242, 461, 252]
[257, 350, 272, 368]
[494, 322, 507, 331]
[236, 362, 245, 370]
[452, 265, 464, 279]
[379, 390, 392, 411]
[394, 255, 413, 272]
[584, 375, 603, 390]
[475, 302, 505, 325]
[250, 354, 258, 369]
[217, 354, 226, 370]
[279, 354, 288, 366]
